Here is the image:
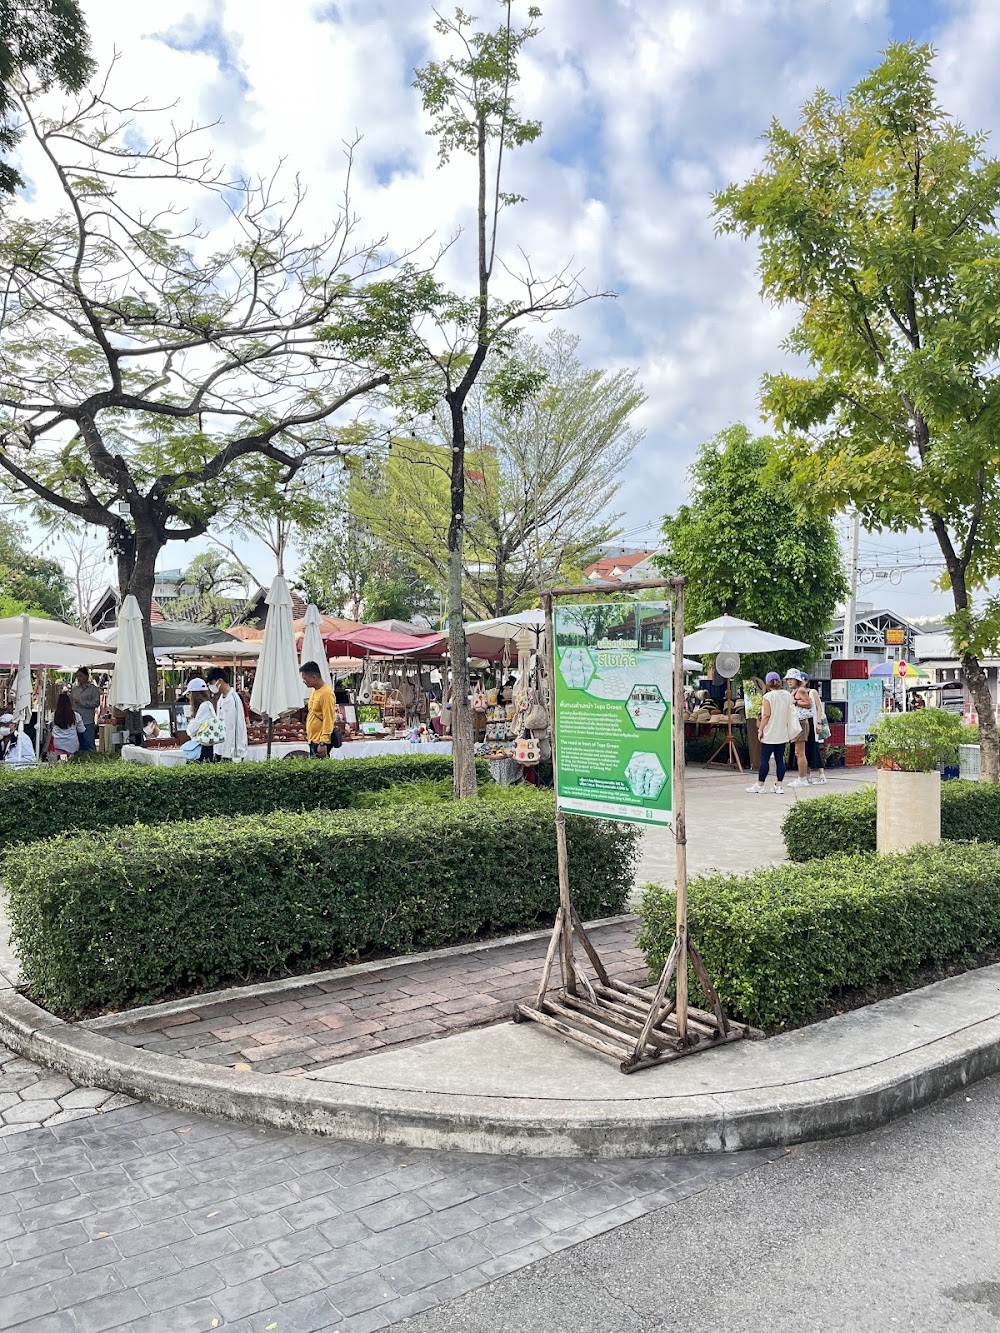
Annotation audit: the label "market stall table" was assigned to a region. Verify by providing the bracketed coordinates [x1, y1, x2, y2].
[121, 739, 454, 766]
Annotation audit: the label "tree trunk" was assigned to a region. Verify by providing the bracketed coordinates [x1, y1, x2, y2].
[448, 395, 478, 800]
[116, 524, 163, 702]
[963, 653, 999, 782]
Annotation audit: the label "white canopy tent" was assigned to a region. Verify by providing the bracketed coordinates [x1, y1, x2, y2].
[251, 574, 305, 720]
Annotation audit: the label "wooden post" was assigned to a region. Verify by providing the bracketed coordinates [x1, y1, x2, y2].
[543, 592, 576, 995]
[673, 578, 690, 1044]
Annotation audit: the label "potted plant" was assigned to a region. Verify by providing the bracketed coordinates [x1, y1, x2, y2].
[867, 710, 967, 853]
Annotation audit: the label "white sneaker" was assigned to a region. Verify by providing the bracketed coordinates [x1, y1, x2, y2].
[812, 774, 827, 785]
[746, 784, 765, 794]
[772, 784, 785, 795]
[791, 778, 811, 788]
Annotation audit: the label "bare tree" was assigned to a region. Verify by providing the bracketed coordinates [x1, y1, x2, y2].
[410, 3, 610, 798]
[0, 73, 428, 688]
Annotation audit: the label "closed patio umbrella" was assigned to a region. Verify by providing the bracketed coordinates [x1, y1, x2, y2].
[108, 595, 152, 712]
[250, 575, 304, 757]
[299, 603, 332, 689]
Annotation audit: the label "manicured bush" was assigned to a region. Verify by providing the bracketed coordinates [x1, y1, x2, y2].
[0, 753, 478, 845]
[639, 842, 1000, 1029]
[782, 781, 1000, 861]
[866, 708, 969, 771]
[5, 790, 640, 1017]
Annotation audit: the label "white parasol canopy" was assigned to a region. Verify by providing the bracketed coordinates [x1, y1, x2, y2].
[465, 610, 545, 641]
[0, 638, 114, 670]
[683, 614, 809, 656]
[299, 603, 332, 690]
[108, 595, 151, 710]
[13, 614, 32, 726]
[250, 574, 304, 718]
[0, 616, 111, 649]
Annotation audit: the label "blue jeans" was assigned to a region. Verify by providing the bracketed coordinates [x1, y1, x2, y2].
[78, 723, 97, 752]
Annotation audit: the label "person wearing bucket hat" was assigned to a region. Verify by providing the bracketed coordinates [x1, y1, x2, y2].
[183, 678, 218, 763]
[784, 669, 816, 787]
[747, 672, 801, 795]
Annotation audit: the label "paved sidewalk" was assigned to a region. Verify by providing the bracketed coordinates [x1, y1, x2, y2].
[0, 1070, 779, 1333]
[96, 921, 648, 1076]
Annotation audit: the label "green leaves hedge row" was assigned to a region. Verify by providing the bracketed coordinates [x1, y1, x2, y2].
[639, 842, 1000, 1029]
[781, 782, 1000, 861]
[5, 790, 639, 1017]
[0, 754, 472, 844]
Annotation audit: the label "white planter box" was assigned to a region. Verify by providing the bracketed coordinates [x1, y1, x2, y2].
[876, 768, 941, 855]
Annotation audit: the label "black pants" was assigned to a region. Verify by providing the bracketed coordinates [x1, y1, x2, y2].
[758, 742, 786, 784]
[198, 746, 216, 763]
[309, 742, 328, 759]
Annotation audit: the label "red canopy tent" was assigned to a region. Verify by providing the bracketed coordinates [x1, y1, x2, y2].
[320, 626, 448, 658]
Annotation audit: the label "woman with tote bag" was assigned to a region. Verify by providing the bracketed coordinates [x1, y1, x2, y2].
[746, 672, 801, 795]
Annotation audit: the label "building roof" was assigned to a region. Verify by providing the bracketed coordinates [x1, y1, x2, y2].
[830, 608, 924, 635]
[583, 551, 658, 580]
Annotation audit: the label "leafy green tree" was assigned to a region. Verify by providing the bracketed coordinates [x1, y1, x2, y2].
[295, 489, 434, 623]
[715, 42, 1000, 779]
[0, 0, 93, 196]
[0, 87, 424, 690]
[409, 3, 606, 798]
[351, 330, 644, 619]
[0, 517, 69, 617]
[657, 425, 846, 676]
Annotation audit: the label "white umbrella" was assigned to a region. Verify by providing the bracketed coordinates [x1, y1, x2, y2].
[0, 638, 114, 670]
[465, 610, 545, 641]
[0, 616, 110, 650]
[683, 614, 809, 656]
[108, 595, 152, 711]
[299, 603, 332, 690]
[250, 575, 304, 719]
[13, 614, 32, 726]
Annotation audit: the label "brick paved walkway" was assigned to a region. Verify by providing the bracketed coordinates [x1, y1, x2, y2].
[0, 1066, 779, 1333]
[100, 920, 648, 1076]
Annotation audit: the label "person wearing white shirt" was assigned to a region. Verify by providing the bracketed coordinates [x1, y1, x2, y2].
[3, 725, 35, 765]
[206, 667, 248, 761]
[184, 678, 218, 762]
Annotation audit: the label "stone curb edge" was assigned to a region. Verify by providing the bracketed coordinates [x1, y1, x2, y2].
[79, 914, 641, 1030]
[2, 982, 999, 1158]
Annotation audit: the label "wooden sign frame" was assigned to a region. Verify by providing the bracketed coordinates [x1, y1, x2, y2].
[515, 576, 756, 1073]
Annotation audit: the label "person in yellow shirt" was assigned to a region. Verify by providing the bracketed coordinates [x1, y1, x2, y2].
[301, 661, 339, 758]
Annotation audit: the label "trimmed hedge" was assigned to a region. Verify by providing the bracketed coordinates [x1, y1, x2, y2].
[782, 782, 1000, 861]
[5, 790, 639, 1017]
[639, 842, 1000, 1029]
[0, 753, 478, 845]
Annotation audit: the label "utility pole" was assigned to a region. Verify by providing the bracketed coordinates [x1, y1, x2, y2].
[843, 511, 860, 659]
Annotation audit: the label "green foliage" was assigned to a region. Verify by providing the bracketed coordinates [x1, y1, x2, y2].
[0, 0, 93, 195]
[0, 518, 68, 618]
[714, 42, 1000, 769]
[639, 842, 1000, 1029]
[781, 780, 1000, 861]
[867, 708, 968, 772]
[5, 789, 639, 1016]
[657, 424, 846, 674]
[0, 754, 469, 845]
[825, 703, 843, 723]
[352, 331, 645, 618]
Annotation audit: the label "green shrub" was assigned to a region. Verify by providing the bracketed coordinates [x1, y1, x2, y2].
[866, 708, 968, 771]
[5, 790, 640, 1017]
[639, 842, 1000, 1029]
[782, 781, 1000, 861]
[0, 754, 477, 844]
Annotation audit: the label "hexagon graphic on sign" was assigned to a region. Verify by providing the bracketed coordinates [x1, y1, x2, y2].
[559, 647, 595, 692]
[627, 682, 667, 731]
[625, 751, 667, 801]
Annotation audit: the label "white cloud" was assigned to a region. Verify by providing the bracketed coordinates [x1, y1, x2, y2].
[17, 0, 999, 613]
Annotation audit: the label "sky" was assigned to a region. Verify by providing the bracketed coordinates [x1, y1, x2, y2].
[24, 0, 1000, 618]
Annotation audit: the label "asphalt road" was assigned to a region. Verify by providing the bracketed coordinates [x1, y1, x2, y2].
[394, 1073, 1000, 1333]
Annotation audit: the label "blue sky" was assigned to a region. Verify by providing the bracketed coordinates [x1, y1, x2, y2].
[40, 1, 1000, 614]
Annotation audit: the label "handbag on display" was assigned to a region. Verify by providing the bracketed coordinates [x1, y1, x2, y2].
[471, 683, 488, 713]
[514, 734, 541, 765]
[523, 701, 548, 732]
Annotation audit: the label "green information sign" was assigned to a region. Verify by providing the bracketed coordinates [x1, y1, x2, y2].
[553, 600, 673, 825]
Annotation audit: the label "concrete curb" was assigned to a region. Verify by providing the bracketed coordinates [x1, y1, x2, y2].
[3, 980, 1000, 1158]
